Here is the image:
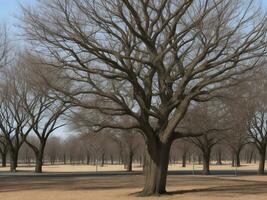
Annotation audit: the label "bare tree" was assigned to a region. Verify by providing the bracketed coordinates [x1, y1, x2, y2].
[0, 66, 33, 172]
[21, 0, 267, 195]
[111, 130, 143, 172]
[45, 137, 62, 165]
[184, 104, 225, 175]
[20, 58, 69, 173]
[0, 133, 8, 167]
[245, 75, 267, 175]
[223, 96, 250, 167]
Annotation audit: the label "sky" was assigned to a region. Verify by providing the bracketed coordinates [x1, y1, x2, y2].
[0, 0, 34, 21]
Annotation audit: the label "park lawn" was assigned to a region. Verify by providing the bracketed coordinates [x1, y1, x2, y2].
[1, 172, 267, 200]
[0, 163, 261, 173]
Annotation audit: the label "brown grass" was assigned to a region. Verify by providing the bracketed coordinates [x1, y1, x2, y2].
[0, 162, 261, 173]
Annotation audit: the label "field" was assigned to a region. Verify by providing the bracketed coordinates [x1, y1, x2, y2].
[0, 162, 261, 172]
[1, 163, 267, 200]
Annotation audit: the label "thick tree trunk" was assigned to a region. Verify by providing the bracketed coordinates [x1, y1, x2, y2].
[258, 147, 266, 175]
[35, 149, 44, 173]
[35, 156, 43, 173]
[232, 150, 241, 167]
[140, 140, 171, 196]
[10, 150, 18, 172]
[202, 149, 211, 175]
[1, 152, 6, 167]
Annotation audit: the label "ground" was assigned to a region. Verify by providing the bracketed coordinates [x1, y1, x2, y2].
[0, 162, 260, 172]
[1, 163, 267, 200]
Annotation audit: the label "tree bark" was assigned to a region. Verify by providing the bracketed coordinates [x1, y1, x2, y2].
[10, 150, 18, 172]
[258, 147, 266, 175]
[101, 153, 105, 167]
[126, 152, 133, 172]
[235, 150, 241, 167]
[140, 140, 171, 196]
[216, 150, 222, 165]
[86, 153, 90, 165]
[248, 151, 254, 164]
[1, 152, 6, 167]
[35, 148, 44, 173]
[110, 155, 113, 165]
[202, 149, 211, 175]
[182, 152, 186, 167]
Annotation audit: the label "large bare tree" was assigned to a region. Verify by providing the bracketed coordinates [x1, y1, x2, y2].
[21, 0, 267, 195]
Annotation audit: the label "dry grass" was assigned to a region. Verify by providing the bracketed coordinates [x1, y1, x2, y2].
[1, 163, 267, 200]
[0, 162, 261, 173]
[1, 173, 267, 200]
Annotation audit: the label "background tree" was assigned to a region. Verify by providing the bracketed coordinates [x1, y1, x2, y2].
[18, 57, 69, 173]
[0, 133, 8, 167]
[21, 0, 267, 195]
[245, 75, 267, 175]
[45, 137, 62, 165]
[184, 104, 225, 175]
[0, 66, 33, 172]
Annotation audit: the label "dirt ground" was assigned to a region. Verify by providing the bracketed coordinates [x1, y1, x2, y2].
[1, 163, 267, 200]
[1, 173, 267, 200]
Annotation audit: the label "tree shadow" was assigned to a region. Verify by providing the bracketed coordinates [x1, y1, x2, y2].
[167, 182, 267, 196]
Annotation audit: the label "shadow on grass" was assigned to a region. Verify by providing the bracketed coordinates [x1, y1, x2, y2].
[167, 182, 267, 196]
[1, 173, 267, 198]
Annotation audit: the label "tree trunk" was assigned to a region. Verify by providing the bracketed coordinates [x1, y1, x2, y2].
[101, 153, 105, 167]
[235, 150, 241, 167]
[127, 152, 133, 172]
[248, 151, 254, 164]
[140, 140, 171, 196]
[202, 149, 211, 175]
[258, 147, 266, 175]
[1, 152, 6, 167]
[86, 153, 90, 165]
[182, 152, 186, 167]
[216, 150, 222, 165]
[10, 150, 18, 172]
[110, 155, 113, 165]
[35, 148, 44, 173]
[231, 156, 235, 167]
